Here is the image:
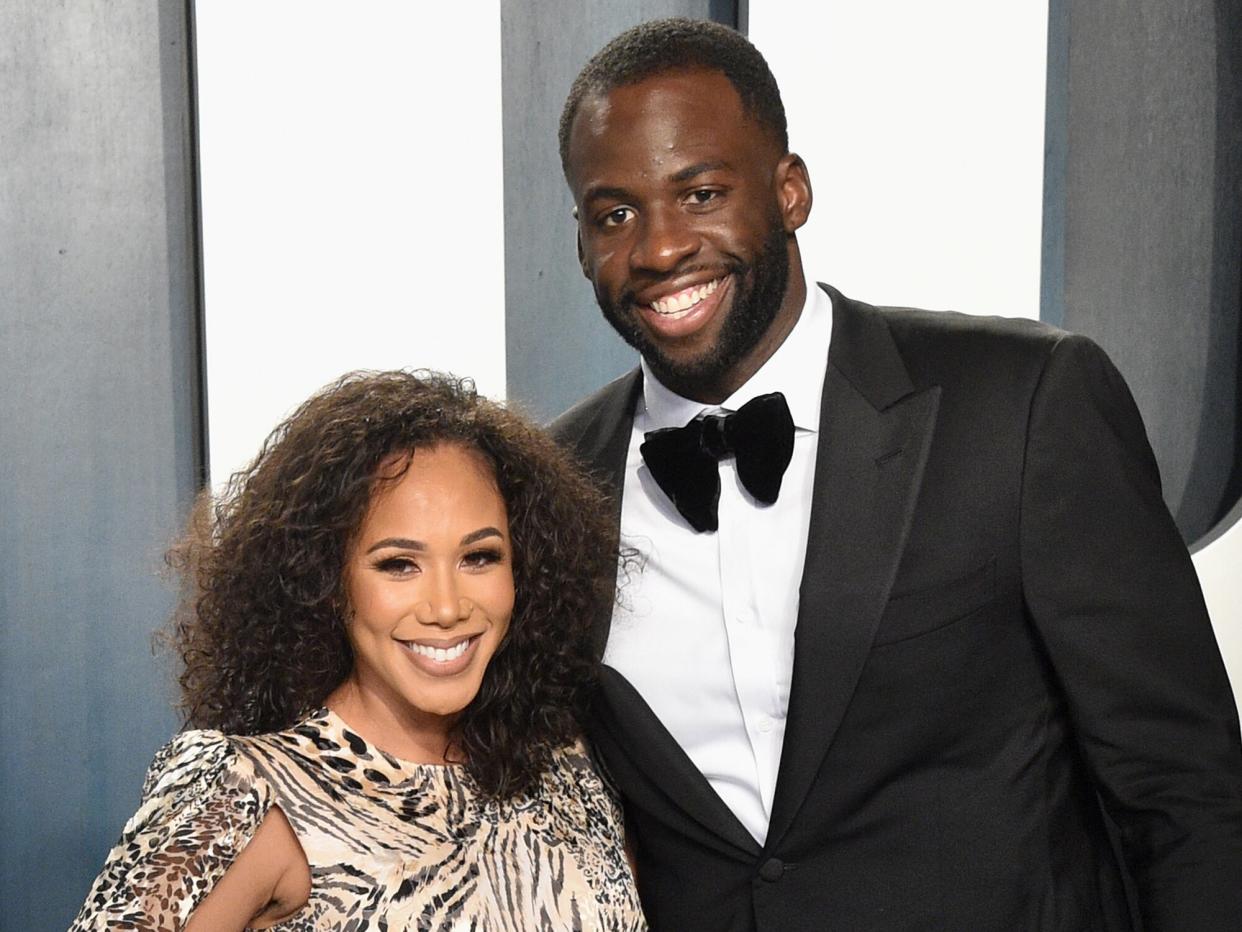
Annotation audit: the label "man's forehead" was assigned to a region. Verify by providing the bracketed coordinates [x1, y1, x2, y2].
[578, 68, 743, 129]
[567, 70, 769, 177]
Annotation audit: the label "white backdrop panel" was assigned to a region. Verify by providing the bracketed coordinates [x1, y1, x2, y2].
[751, 1, 1239, 710]
[1195, 526, 1242, 713]
[749, 1, 1048, 318]
[197, 2, 506, 485]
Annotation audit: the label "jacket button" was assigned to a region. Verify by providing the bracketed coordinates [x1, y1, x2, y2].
[758, 857, 784, 882]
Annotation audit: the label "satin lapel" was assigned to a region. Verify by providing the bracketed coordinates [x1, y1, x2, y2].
[598, 667, 763, 857]
[566, 370, 762, 854]
[571, 368, 642, 510]
[765, 288, 941, 848]
[555, 368, 642, 656]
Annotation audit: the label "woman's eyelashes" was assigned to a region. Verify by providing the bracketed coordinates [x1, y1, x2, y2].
[370, 548, 506, 577]
[373, 555, 418, 576]
[461, 547, 506, 570]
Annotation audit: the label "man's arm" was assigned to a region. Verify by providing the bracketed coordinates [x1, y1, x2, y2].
[1020, 333, 1242, 929]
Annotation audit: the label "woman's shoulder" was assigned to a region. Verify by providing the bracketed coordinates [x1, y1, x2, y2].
[545, 738, 617, 795]
[128, 727, 276, 865]
[69, 729, 277, 930]
[534, 738, 627, 824]
[140, 728, 252, 796]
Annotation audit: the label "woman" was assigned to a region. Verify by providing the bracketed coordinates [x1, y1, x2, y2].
[71, 371, 645, 930]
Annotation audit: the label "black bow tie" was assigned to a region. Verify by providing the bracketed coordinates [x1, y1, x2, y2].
[640, 392, 795, 533]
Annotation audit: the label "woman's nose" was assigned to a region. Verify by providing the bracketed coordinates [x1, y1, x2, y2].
[415, 572, 473, 626]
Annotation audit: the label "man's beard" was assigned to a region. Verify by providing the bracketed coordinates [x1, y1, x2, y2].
[595, 219, 790, 393]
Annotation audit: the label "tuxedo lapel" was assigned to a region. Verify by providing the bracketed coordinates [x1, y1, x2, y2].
[766, 287, 941, 847]
[553, 368, 642, 656]
[565, 368, 641, 506]
[597, 667, 763, 857]
[557, 367, 762, 853]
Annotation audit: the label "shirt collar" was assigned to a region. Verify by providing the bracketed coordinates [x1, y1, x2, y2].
[640, 271, 833, 432]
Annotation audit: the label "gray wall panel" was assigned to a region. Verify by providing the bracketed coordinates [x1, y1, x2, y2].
[501, 1, 731, 422]
[1047, 0, 1241, 543]
[0, 1, 201, 926]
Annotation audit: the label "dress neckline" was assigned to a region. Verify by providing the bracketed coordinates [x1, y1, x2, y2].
[299, 707, 467, 781]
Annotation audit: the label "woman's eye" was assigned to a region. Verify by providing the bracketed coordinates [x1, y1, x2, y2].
[374, 556, 418, 576]
[462, 548, 504, 570]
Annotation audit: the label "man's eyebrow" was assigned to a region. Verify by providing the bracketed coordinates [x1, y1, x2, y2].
[580, 161, 729, 206]
[669, 160, 728, 184]
[581, 185, 631, 206]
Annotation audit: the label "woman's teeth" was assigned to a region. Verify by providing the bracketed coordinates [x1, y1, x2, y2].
[650, 277, 721, 317]
[406, 639, 470, 663]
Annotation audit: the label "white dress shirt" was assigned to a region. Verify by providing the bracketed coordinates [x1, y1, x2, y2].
[603, 276, 833, 844]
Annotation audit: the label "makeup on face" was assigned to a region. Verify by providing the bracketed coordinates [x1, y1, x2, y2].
[331, 443, 515, 762]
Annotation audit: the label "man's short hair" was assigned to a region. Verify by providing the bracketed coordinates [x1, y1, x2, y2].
[558, 17, 789, 173]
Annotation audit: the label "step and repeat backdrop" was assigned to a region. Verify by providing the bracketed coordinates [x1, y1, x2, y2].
[4, 1, 1236, 926]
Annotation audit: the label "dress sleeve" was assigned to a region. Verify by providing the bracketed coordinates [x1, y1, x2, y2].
[69, 729, 274, 931]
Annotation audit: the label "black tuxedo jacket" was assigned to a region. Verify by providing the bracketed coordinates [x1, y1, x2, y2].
[550, 286, 1242, 931]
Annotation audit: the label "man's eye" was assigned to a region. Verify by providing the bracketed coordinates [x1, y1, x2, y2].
[599, 207, 634, 227]
[687, 189, 719, 206]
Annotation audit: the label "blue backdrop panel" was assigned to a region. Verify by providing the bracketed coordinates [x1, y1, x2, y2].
[501, 0, 734, 422]
[1042, 0, 1242, 543]
[0, 1, 203, 926]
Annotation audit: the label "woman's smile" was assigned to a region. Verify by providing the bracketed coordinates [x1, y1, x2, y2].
[329, 442, 515, 763]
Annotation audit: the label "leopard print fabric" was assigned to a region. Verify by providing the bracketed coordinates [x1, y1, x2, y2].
[70, 709, 647, 930]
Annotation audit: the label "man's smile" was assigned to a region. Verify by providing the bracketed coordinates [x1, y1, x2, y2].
[646, 276, 725, 317]
[635, 274, 734, 341]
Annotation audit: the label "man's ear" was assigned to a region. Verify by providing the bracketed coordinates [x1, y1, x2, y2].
[576, 228, 592, 280]
[775, 152, 812, 233]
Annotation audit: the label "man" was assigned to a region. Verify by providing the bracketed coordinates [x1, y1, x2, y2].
[551, 17, 1242, 932]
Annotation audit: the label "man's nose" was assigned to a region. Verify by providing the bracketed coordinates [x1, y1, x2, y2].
[630, 206, 697, 273]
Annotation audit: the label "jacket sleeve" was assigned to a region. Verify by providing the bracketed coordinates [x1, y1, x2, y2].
[69, 730, 273, 931]
[1019, 333, 1242, 929]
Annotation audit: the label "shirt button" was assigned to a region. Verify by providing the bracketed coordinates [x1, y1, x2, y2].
[758, 858, 784, 882]
[757, 715, 772, 733]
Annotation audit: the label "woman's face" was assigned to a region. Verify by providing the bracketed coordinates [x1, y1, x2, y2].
[341, 442, 515, 747]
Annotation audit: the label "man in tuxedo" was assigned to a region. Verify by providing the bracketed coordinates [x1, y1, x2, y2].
[550, 17, 1242, 931]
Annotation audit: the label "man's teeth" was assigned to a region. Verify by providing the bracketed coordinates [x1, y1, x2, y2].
[650, 278, 721, 316]
[406, 639, 471, 663]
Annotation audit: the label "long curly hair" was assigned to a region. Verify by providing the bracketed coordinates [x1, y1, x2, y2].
[168, 371, 615, 798]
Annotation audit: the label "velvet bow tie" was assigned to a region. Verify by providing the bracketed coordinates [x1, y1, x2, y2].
[640, 391, 795, 533]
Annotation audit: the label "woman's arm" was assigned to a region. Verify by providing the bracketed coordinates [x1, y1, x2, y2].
[185, 805, 310, 931]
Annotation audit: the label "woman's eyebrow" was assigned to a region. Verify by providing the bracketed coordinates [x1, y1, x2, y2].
[461, 527, 504, 546]
[365, 537, 424, 554]
[364, 527, 503, 554]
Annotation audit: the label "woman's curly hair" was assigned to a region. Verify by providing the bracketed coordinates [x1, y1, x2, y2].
[168, 370, 616, 798]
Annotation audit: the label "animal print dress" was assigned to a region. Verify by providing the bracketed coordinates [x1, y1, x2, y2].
[70, 709, 647, 930]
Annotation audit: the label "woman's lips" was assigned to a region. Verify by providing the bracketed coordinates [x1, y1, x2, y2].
[398, 634, 481, 677]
